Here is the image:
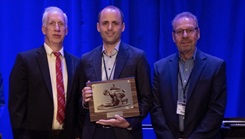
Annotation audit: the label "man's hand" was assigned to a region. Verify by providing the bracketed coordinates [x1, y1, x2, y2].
[81, 86, 92, 109]
[96, 114, 130, 128]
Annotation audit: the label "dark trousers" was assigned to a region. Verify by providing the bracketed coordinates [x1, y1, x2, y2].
[93, 125, 116, 139]
[14, 130, 64, 139]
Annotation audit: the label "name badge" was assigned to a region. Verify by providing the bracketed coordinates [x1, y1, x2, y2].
[176, 101, 186, 116]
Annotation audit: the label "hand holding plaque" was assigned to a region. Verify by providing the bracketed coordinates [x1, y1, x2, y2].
[86, 77, 139, 122]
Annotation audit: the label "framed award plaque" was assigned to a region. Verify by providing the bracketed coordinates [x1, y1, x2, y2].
[86, 77, 140, 122]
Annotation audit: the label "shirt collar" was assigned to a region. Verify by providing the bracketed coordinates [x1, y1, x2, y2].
[44, 43, 64, 57]
[179, 48, 197, 61]
[102, 41, 120, 52]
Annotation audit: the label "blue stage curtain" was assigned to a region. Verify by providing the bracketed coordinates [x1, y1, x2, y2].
[0, 0, 245, 138]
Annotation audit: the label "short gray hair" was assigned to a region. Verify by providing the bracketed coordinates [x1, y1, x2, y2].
[42, 6, 68, 27]
[172, 11, 199, 30]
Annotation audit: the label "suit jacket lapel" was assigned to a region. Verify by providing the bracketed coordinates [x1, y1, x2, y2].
[113, 43, 129, 79]
[186, 50, 206, 102]
[93, 46, 103, 81]
[169, 54, 179, 102]
[64, 52, 74, 101]
[36, 46, 53, 98]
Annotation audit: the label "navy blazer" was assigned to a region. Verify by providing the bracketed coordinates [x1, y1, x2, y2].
[150, 49, 227, 139]
[9, 46, 81, 139]
[80, 42, 152, 139]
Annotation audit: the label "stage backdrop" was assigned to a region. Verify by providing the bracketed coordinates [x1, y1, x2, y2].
[0, 0, 244, 139]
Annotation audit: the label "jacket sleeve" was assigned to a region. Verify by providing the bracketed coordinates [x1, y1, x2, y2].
[150, 63, 176, 139]
[8, 54, 28, 138]
[126, 52, 152, 131]
[189, 61, 227, 139]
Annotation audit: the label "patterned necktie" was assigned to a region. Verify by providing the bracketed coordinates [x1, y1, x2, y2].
[53, 52, 65, 125]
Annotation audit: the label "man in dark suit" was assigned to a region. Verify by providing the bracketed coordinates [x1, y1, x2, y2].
[150, 12, 227, 139]
[80, 5, 152, 139]
[9, 7, 81, 139]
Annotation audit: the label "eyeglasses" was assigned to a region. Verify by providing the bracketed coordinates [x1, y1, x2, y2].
[173, 27, 198, 36]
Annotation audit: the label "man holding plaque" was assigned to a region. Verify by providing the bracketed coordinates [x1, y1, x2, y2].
[80, 5, 152, 139]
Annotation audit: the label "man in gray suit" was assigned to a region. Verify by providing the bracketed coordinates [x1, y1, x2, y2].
[80, 5, 152, 139]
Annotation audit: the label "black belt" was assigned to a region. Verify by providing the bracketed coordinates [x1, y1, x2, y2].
[50, 130, 63, 136]
[96, 124, 112, 129]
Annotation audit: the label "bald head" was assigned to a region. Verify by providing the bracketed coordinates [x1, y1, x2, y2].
[98, 5, 124, 23]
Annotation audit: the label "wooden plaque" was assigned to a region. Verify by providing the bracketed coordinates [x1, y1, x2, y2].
[87, 77, 139, 122]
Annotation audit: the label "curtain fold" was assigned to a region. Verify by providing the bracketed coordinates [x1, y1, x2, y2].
[0, 0, 245, 138]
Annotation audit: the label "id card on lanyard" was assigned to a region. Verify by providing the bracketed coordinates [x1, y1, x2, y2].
[177, 101, 186, 116]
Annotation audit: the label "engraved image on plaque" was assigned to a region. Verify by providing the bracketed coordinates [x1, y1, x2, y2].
[87, 77, 139, 122]
[93, 82, 133, 113]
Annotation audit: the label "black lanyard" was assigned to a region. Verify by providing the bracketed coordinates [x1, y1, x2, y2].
[102, 53, 117, 80]
[178, 65, 193, 103]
